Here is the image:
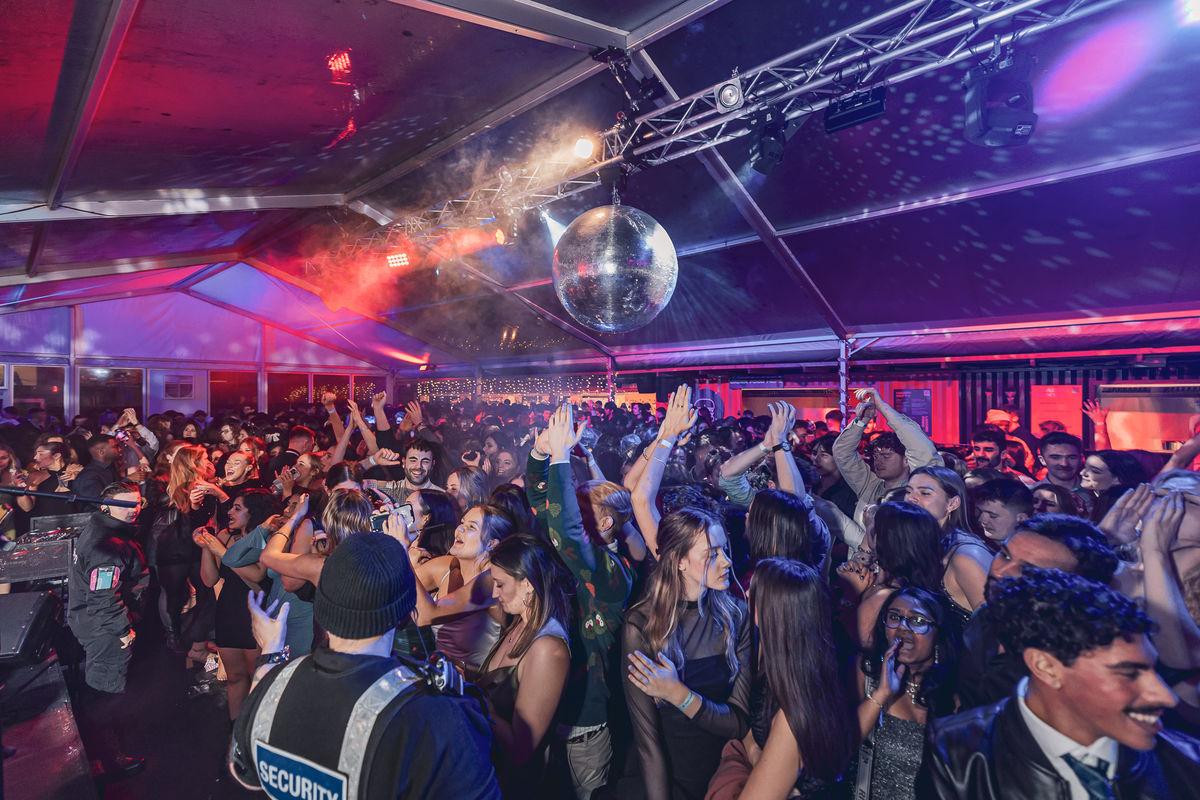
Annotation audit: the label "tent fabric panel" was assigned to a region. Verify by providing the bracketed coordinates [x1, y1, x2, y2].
[1, 266, 205, 309]
[69, 0, 581, 194]
[192, 262, 364, 329]
[263, 327, 377, 370]
[78, 293, 263, 362]
[0, 307, 71, 355]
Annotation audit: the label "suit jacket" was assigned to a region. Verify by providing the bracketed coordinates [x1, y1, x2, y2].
[916, 695, 1200, 799]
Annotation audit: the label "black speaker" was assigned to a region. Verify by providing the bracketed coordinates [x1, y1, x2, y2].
[964, 51, 1037, 147]
[0, 591, 61, 667]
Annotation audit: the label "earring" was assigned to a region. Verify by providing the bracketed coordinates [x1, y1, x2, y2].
[933, 646, 940, 666]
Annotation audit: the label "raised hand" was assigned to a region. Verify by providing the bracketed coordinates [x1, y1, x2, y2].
[880, 638, 905, 699]
[374, 448, 401, 466]
[546, 404, 586, 462]
[404, 401, 423, 429]
[371, 391, 388, 407]
[854, 387, 882, 407]
[533, 425, 553, 458]
[247, 590, 289, 655]
[1098, 483, 1154, 545]
[348, 398, 362, 419]
[321, 391, 337, 410]
[854, 399, 877, 425]
[765, 402, 797, 447]
[290, 493, 310, 521]
[836, 559, 877, 599]
[1082, 399, 1109, 425]
[659, 385, 698, 440]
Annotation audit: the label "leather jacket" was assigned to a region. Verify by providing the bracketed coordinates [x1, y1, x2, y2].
[916, 696, 1200, 799]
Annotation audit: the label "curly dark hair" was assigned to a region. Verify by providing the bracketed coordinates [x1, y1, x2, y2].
[1014, 514, 1119, 585]
[984, 567, 1153, 666]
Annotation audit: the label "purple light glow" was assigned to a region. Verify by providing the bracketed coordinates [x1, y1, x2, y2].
[1038, 13, 1165, 123]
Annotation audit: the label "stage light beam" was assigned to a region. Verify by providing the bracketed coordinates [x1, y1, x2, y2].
[541, 210, 568, 246]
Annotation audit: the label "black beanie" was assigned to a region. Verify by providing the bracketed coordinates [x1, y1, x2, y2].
[315, 532, 416, 640]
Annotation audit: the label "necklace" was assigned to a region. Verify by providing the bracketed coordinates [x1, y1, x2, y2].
[904, 679, 922, 704]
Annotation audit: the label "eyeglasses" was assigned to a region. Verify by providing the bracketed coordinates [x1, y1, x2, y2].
[884, 610, 936, 635]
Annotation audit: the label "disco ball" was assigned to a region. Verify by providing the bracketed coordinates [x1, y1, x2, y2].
[552, 205, 678, 334]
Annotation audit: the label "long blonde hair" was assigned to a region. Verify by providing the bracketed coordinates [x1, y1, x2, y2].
[167, 444, 208, 512]
[632, 508, 740, 675]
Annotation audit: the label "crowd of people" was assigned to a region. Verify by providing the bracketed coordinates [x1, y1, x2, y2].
[3, 385, 1200, 799]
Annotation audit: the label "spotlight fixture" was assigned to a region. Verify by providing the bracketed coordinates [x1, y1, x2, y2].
[493, 210, 520, 246]
[385, 251, 409, 269]
[326, 49, 352, 84]
[1181, 0, 1200, 25]
[715, 72, 744, 113]
[964, 46, 1037, 147]
[418, 363, 435, 372]
[748, 108, 799, 175]
[574, 136, 596, 160]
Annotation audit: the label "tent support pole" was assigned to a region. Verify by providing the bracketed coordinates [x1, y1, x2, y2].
[606, 357, 616, 402]
[69, 305, 83, 420]
[838, 339, 850, 423]
[474, 368, 483, 399]
[258, 323, 269, 412]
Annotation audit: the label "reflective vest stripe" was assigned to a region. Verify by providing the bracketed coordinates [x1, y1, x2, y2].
[338, 667, 422, 800]
[252, 658, 306, 745]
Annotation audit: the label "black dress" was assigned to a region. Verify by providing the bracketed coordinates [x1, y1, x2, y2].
[214, 535, 256, 649]
[622, 600, 753, 800]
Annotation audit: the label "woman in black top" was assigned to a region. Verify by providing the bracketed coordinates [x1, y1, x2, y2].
[14, 441, 79, 523]
[708, 558, 857, 800]
[195, 489, 279, 720]
[623, 507, 752, 800]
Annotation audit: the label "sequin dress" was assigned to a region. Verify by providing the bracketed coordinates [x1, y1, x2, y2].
[858, 675, 926, 800]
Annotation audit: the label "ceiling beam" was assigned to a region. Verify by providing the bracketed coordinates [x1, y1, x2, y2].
[0, 249, 238, 288]
[25, 225, 47, 277]
[170, 261, 237, 291]
[0, 286, 173, 315]
[631, 50, 849, 339]
[0, 191, 342, 224]
[45, 0, 143, 210]
[178, 288, 393, 371]
[344, 0, 733, 204]
[386, 0, 625, 51]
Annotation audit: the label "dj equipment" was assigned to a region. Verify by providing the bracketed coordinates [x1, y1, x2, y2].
[0, 591, 61, 667]
[0, 514, 90, 584]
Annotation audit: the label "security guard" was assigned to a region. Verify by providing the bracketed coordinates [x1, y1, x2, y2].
[229, 531, 501, 800]
[66, 479, 147, 779]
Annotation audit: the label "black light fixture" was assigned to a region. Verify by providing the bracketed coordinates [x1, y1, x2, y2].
[824, 87, 887, 133]
[748, 108, 801, 175]
[964, 46, 1037, 147]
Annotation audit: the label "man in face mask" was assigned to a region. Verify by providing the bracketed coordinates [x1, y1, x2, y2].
[66, 481, 148, 781]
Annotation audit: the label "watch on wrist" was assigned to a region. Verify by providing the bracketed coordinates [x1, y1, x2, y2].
[255, 646, 291, 668]
[771, 442, 792, 453]
[757, 443, 770, 455]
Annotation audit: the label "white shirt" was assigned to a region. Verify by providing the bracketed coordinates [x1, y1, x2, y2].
[1016, 677, 1118, 800]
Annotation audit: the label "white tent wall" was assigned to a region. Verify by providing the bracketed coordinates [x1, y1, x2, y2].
[1, 293, 389, 419]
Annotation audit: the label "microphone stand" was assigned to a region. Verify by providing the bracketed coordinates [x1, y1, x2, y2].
[0, 486, 139, 508]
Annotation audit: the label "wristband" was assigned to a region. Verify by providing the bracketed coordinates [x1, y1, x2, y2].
[771, 443, 791, 453]
[866, 693, 887, 711]
[255, 647, 291, 668]
[678, 691, 696, 712]
[657, 439, 673, 449]
[757, 443, 770, 455]
[363, 455, 376, 468]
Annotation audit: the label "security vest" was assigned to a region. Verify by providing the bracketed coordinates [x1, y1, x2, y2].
[231, 655, 422, 800]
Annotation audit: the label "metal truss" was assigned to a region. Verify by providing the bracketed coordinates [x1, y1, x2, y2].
[382, 0, 1125, 238]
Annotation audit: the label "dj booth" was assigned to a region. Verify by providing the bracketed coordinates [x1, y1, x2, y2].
[1, 513, 99, 800]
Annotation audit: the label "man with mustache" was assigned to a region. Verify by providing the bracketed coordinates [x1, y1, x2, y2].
[918, 569, 1200, 799]
[957, 514, 1119, 710]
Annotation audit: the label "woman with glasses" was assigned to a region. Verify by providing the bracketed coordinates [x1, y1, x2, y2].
[854, 587, 959, 800]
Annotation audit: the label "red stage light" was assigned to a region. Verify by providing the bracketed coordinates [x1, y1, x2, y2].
[327, 49, 353, 83]
[386, 252, 410, 269]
